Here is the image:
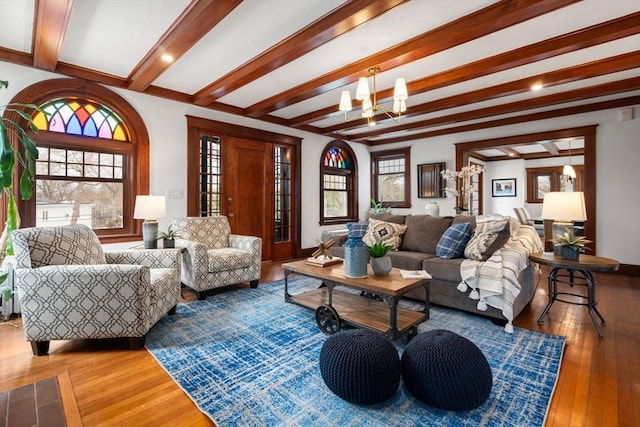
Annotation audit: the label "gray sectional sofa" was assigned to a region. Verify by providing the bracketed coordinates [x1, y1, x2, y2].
[330, 213, 540, 326]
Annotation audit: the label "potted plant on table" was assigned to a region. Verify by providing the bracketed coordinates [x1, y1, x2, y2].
[158, 225, 181, 249]
[367, 241, 392, 275]
[552, 227, 592, 261]
[0, 80, 42, 308]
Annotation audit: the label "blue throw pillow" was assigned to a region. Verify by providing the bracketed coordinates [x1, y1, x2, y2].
[436, 222, 473, 259]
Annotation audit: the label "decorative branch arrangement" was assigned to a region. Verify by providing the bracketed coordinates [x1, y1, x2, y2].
[441, 165, 485, 214]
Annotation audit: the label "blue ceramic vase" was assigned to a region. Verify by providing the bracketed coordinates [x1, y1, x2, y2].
[344, 223, 368, 278]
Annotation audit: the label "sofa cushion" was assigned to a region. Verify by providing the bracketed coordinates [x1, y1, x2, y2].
[363, 218, 408, 250]
[452, 215, 476, 231]
[436, 222, 473, 259]
[400, 215, 454, 254]
[207, 248, 252, 272]
[464, 218, 509, 261]
[370, 212, 407, 224]
[12, 224, 106, 268]
[422, 257, 465, 283]
[388, 251, 436, 271]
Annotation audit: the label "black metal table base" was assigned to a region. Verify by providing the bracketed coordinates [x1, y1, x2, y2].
[537, 267, 606, 337]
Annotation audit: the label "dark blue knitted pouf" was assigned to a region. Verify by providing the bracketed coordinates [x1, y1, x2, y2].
[401, 329, 493, 411]
[319, 329, 400, 404]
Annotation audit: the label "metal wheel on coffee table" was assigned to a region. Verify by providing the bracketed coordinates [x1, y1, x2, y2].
[316, 305, 341, 335]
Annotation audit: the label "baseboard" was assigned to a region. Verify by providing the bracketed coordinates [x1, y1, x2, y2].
[615, 264, 640, 277]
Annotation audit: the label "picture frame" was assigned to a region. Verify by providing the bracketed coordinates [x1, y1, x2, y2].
[492, 178, 517, 197]
[417, 162, 445, 198]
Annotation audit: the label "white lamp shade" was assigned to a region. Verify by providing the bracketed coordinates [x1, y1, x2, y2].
[361, 98, 373, 118]
[134, 195, 166, 220]
[393, 99, 407, 113]
[355, 77, 370, 101]
[541, 191, 586, 221]
[563, 164, 577, 178]
[393, 77, 408, 101]
[339, 91, 352, 112]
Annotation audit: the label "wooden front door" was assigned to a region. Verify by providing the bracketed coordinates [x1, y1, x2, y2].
[186, 116, 301, 262]
[224, 137, 273, 261]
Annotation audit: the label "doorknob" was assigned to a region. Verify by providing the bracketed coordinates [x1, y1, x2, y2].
[227, 197, 233, 202]
[228, 212, 234, 217]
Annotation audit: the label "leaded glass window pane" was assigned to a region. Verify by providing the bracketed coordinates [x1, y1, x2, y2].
[36, 147, 125, 230]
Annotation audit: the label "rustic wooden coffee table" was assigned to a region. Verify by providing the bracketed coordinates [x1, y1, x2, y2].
[282, 260, 429, 340]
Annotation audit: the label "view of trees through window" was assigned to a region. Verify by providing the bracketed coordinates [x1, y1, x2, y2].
[36, 147, 124, 229]
[376, 157, 405, 203]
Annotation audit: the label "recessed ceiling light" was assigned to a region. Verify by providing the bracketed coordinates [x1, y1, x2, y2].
[531, 83, 543, 91]
[161, 54, 174, 63]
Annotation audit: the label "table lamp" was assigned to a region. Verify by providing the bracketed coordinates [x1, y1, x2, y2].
[541, 191, 587, 255]
[134, 195, 166, 249]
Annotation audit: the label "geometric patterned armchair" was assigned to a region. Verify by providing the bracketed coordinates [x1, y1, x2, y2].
[11, 224, 182, 356]
[171, 216, 262, 300]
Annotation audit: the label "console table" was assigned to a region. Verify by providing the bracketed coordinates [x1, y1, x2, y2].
[530, 252, 619, 337]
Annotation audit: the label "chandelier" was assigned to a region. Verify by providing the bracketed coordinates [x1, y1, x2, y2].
[338, 67, 408, 127]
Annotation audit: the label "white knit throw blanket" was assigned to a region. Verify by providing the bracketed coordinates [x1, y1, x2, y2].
[459, 217, 543, 333]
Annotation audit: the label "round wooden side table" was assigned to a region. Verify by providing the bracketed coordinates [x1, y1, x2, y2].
[529, 252, 619, 338]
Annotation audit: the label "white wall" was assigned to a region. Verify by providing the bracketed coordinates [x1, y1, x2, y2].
[597, 117, 640, 265]
[2, 62, 639, 264]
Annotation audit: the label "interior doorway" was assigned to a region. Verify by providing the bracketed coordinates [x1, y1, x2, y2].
[455, 125, 597, 253]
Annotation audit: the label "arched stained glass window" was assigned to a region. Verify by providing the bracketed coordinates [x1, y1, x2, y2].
[320, 140, 358, 225]
[33, 99, 130, 141]
[324, 147, 349, 169]
[5, 78, 149, 244]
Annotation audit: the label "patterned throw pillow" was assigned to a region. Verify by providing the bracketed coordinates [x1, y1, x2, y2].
[436, 222, 473, 259]
[464, 219, 509, 261]
[362, 218, 408, 250]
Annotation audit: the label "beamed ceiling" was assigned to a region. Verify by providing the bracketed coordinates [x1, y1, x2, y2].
[0, 0, 638, 160]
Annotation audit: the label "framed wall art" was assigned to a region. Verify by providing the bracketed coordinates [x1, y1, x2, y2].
[492, 178, 517, 197]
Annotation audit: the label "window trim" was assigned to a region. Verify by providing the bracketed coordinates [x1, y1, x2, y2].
[319, 140, 358, 226]
[3, 78, 149, 243]
[526, 165, 584, 203]
[371, 147, 411, 209]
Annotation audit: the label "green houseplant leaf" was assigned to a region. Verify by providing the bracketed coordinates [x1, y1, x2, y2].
[366, 241, 392, 258]
[552, 227, 592, 251]
[0, 81, 43, 256]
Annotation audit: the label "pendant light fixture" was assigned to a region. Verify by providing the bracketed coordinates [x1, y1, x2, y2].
[338, 67, 408, 127]
[563, 139, 577, 181]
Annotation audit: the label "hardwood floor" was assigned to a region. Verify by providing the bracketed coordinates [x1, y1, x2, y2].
[1, 262, 638, 426]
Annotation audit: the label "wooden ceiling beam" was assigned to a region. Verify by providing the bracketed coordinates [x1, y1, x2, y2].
[33, 0, 74, 71]
[362, 96, 640, 146]
[193, 0, 408, 106]
[0, 47, 33, 67]
[289, 10, 640, 128]
[245, 0, 579, 118]
[541, 142, 560, 155]
[127, 0, 242, 92]
[319, 49, 640, 134]
[498, 147, 521, 158]
[337, 72, 640, 139]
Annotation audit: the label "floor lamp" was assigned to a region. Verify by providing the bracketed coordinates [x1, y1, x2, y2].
[541, 191, 587, 255]
[134, 195, 166, 249]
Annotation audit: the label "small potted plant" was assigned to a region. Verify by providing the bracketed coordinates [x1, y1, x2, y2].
[367, 241, 392, 275]
[158, 226, 181, 249]
[552, 227, 592, 260]
[366, 198, 391, 219]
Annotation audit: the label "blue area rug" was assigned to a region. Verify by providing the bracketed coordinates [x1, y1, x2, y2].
[146, 278, 565, 426]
